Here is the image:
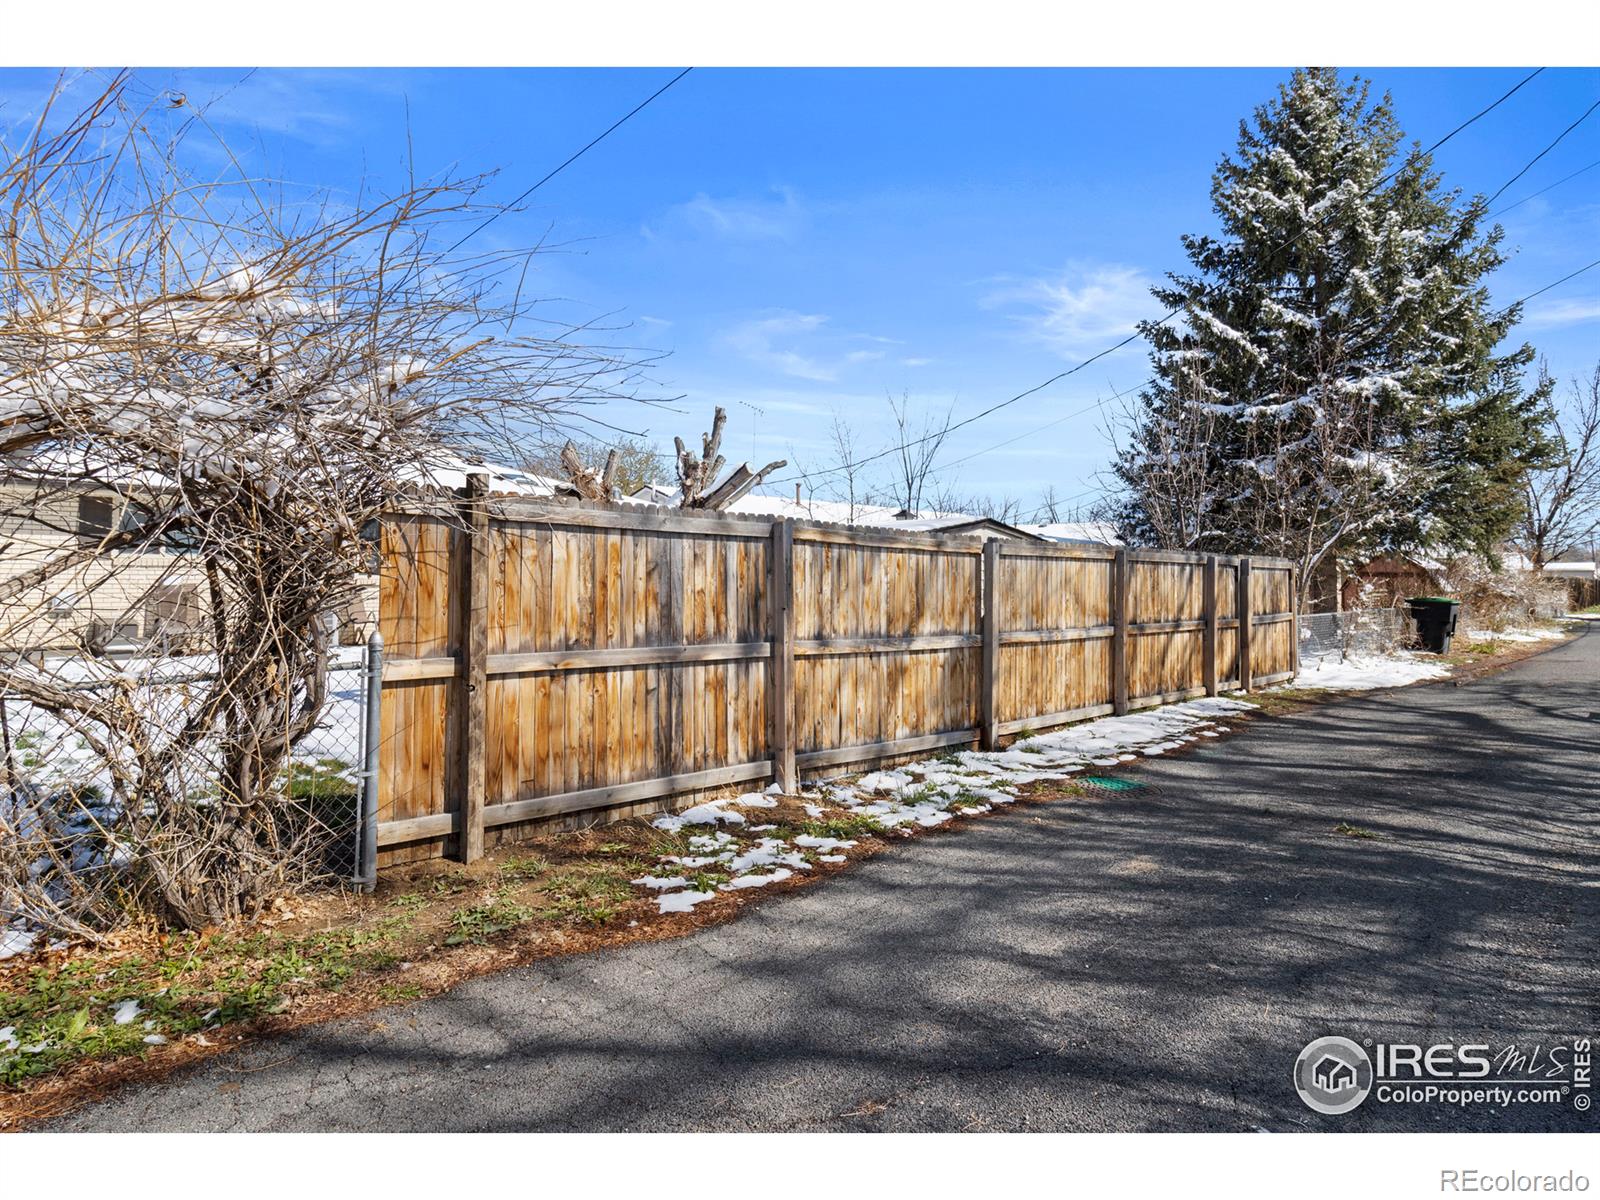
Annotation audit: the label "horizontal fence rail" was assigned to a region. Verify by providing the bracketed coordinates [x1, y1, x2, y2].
[373, 488, 1297, 865]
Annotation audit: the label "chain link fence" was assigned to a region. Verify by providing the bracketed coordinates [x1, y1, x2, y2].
[2, 640, 381, 947]
[1298, 607, 1411, 666]
[285, 643, 379, 885]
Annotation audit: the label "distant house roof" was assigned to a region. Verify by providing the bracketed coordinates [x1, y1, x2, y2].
[686, 492, 1043, 541]
[623, 482, 679, 505]
[1543, 560, 1599, 579]
[3, 446, 570, 501]
[399, 456, 565, 497]
[1015, 521, 1122, 546]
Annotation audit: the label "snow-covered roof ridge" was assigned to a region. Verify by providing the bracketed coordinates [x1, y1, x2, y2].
[1542, 561, 1598, 578]
[1016, 521, 1123, 546]
[628, 488, 1045, 540]
[1, 445, 567, 501]
[398, 455, 565, 497]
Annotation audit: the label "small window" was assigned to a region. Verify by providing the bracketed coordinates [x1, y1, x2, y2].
[77, 496, 115, 544]
[76, 494, 197, 554]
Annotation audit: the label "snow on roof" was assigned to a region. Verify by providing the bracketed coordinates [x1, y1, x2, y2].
[1542, 560, 1598, 578]
[399, 456, 564, 497]
[2, 445, 567, 500]
[627, 482, 679, 503]
[1016, 521, 1123, 546]
[715, 493, 1037, 538]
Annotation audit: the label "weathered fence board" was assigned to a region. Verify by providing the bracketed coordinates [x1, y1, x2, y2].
[374, 495, 1296, 864]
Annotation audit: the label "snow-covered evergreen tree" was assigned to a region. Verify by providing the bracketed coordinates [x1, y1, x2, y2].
[1112, 67, 1555, 602]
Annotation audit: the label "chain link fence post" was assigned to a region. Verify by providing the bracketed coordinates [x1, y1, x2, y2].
[356, 630, 383, 893]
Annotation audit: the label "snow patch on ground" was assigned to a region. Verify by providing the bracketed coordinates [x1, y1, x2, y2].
[652, 801, 747, 831]
[654, 889, 717, 914]
[634, 692, 1265, 909]
[1, 928, 38, 960]
[1471, 626, 1567, 643]
[794, 834, 856, 853]
[1290, 652, 1450, 691]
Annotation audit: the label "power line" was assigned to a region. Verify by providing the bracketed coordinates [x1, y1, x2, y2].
[765, 68, 1546, 493]
[1402, 67, 1546, 169]
[444, 67, 693, 255]
[1507, 257, 1600, 307]
[930, 376, 1155, 477]
[1489, 156, 1600, 218]
[1483, 96, 1600, 208]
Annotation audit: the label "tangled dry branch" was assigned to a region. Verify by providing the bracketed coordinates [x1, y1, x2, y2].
[0, 76, 650, 935]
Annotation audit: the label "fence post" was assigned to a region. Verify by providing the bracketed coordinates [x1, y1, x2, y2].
[454, 472, 489, 863]
[1112, 548, 1130, 716]
[1289, 566, 1301, 680]
[357, 630, 383, 891]
[1203, 554, 1219, 697]
[769, 518, 796, 792]
[980, 538, 1000, 750]
[1237, 557, 1253, 694]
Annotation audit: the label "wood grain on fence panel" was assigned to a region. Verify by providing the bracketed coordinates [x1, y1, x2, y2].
[994, 549, 1116, 732]
[376, 515, 458, 864]
[790, 534, 980, 766]
[1216, 561, 1241, 687]
[376, 500, 1294, 863]
[1248, 565, 1296, 681]
[1126, 557, 1207, 705]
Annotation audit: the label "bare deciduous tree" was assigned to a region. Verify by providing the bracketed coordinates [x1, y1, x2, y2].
[558, 441, 621, 501]
[0, 77, 645, 933]
[1517, 364, 1600, 567]
[885, 390, 953, 516]
[824, 411, 873, 522]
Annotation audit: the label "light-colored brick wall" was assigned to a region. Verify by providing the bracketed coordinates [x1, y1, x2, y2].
[1, 483, 382, 651]
[0, 483, 203, 651]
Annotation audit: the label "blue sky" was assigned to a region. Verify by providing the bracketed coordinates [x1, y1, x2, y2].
[3, 67, 1597, 516]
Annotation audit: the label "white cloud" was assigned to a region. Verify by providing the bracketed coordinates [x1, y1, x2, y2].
[1522, 296, 1600, 329]
[901, 357, 933, 367]
[659, 186, 806, 241]
[982, 262, 1157, 356]
[718, 311, 907, 384]
[181, 69, 406, 148]
[721, 311, 838, 382]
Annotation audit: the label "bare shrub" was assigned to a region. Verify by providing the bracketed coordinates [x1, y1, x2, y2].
[1441, 560, 1568, 633]
[0, 77, 644, 936]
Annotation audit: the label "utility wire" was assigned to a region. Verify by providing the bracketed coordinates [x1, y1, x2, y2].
[765, 68, 1547, 493]
[444, 67, 693, 255]
[1489, 156, 1600, 218]
[929, 376, 1154, 477]
[1484, 97, 1600, 208]
[1508, 257, 1600, 307]
[939, 254, 1600, 487]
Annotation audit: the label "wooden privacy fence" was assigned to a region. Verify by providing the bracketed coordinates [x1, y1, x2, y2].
[373, 485, 1296, 865]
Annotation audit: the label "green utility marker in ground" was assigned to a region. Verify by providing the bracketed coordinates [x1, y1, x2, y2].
[1078, 776, 1146, 791]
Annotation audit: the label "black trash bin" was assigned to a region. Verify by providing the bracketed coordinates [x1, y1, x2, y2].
[1406, 596, 1460, 654]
